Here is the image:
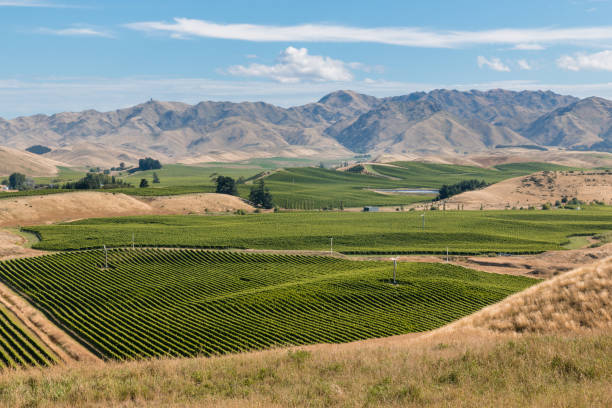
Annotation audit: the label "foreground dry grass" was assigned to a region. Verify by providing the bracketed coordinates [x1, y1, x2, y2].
[0, 257, 609, 407]
[0, 330, 608, 407]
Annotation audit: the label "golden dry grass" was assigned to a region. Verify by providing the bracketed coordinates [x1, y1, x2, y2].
[444, 170, 612, 210]
[0, 329, 607, 407]
[457, 256, 612, 333]
[0, 192, 253, 227]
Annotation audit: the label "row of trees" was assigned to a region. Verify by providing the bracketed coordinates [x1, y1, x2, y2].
[437, 179, 488, 200]
[214, 175, 273, 208]
[63, 173, 132, 190]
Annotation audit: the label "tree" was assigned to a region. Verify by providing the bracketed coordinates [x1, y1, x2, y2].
[152, 172, 160, 184]
[249, 180, 273, 209]
[215, 176, 237, 196]
[138, 157, 162, 171]
[8, 173, 26, 190]
[119, 162, 125, 170]
[139, 178, 149, 188]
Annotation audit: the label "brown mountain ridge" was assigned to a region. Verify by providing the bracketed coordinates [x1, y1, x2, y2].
[2, 89, 610, 167]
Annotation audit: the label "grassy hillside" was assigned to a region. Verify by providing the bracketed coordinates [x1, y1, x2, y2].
[258, 167, 433, 209]
[0, 249, 535, 360]
[368, 161, 574, 187]
[0, 330, 607, 407]
[28, 207, 612, 254]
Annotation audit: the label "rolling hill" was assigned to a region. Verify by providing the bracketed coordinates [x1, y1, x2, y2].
[0, 146, 67, 177]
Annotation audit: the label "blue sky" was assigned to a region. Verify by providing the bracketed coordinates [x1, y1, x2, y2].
[2, 0, 612, 117]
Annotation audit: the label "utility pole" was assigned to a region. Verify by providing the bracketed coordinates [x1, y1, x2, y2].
[132, 232, 135, 250]
[446, 247, 449, 263]
[103, 245, 108, 269]
[391, 257, 398, 284]
[421, 213, 425, 230]
[330, 237, 333, 255]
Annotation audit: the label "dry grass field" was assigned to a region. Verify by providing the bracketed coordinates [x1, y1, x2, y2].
[0, 256, 608, 407]
[0, 192, 253, 227]
[443, 170, 612, 210]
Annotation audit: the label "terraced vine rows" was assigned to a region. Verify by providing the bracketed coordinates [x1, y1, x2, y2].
[0, 249, 536, 360]
[0, 306, 56, 368]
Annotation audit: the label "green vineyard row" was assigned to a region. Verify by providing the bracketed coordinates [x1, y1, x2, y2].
[0, 306, 56, 369]
[0, 249, 536, 361]
[29, 207, 612, 253]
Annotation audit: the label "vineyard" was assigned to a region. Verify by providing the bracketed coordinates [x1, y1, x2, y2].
[28, 207, 612, 253]
[0, 306, 56, 368]
[0, 249, 535, 360]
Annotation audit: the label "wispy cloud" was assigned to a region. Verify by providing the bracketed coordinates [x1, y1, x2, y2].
[517, 59, 532, 70]
[228, 47, 353, 83]
[558, 49, 612, 71]
[37, 27, 113, 38]
[126, 18, 612, 48]
[477, 56, 511, 72]
[0, 0, 66, 7]
[512, 43, 545, 50]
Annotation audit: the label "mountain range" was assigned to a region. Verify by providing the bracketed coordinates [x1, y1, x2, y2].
[0, 89, 610, 166]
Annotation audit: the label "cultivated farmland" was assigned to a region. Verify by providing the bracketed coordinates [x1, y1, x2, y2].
[0, 306, 56, 368]
[0, 249, 535, 360]
[28, 207, 612, 254]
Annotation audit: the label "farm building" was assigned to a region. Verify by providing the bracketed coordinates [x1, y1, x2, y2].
[363, 206, 379, 212]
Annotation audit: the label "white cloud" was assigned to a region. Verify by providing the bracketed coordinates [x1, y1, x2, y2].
[513, 43, 545, 50]
[477, 56, 511, 72]
[228, 47, 353, 83]
[126, 18, 612, 48]
[37, 27, 113, 38]
[558, 49, 612, 71]
[517, 59, 532, 70]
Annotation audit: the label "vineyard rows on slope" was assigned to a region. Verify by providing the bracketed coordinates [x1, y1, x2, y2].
[0, 249, 536, 360]
[0, 306, 56, 368]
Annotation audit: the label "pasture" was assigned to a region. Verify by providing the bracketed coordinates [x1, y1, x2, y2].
[27, 207, 612, 254]
[0, 249, 536, 360]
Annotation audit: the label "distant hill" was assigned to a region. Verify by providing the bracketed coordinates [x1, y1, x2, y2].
[3, 88, 612, 167]
[524, 97, 612, 150]
[0, 146, 66, 176]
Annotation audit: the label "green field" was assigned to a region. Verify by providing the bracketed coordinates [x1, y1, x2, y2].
[368, 161, 575, 187]
[0, 249, 536, 360]
[259, 167, 434, 209]
[5, 161, 574, 208]
[27, 207, 612, 254]
[0, 306, 56, 368]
